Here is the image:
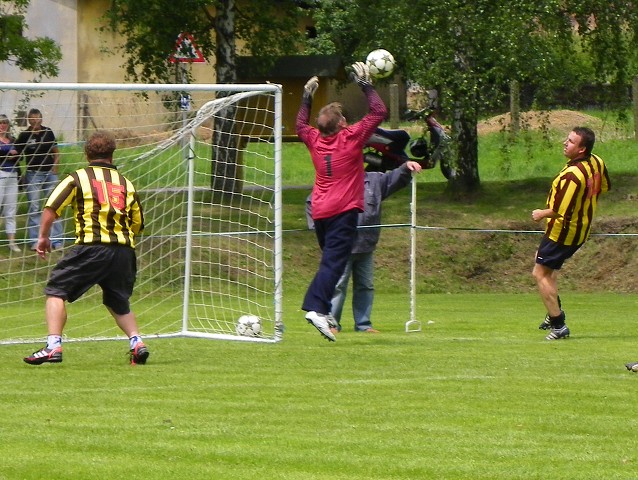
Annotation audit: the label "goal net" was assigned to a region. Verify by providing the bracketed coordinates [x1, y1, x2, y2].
[0, 82, 283, 345]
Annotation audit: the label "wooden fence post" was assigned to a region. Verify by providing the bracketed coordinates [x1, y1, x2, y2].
[390, 83, 399, 129]
[510, 80, 520, 135]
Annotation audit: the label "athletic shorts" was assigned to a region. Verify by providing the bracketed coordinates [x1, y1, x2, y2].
[44, 244, 137, 315]
[535, 236, 582, 270]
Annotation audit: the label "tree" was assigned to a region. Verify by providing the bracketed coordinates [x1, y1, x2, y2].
[0, 0, 62, 79]
[102, 0, 305, 84]
[308, 0, 638, 194]
[103, 0, 306, 194]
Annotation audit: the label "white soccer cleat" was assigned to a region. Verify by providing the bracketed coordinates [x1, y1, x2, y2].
[305, 311, 336, 342]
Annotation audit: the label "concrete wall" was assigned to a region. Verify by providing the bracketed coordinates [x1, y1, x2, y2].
[77, 0, 216, 85]
[0, 1, 78, 138]
[0, 0, 77, 83]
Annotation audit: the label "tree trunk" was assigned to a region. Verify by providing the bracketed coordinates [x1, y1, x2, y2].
[211, 0, 241, 197]
[448, 105, 480, 194]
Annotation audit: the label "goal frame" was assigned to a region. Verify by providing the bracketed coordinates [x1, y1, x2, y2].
[0, 82, 284, 345]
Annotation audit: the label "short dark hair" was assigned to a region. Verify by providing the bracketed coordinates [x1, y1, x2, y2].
[27, 108, 42, 117]
[572, 126, 595, 156]
[85, 130, 116, 161]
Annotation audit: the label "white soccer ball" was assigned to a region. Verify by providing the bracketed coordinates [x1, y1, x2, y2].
[236, 314, 262, 337]
[366, 49, 396, 79]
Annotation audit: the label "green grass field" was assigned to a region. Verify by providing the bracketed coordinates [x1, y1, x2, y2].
[3, 113, 638, 479]
[3, 292, 638, 480]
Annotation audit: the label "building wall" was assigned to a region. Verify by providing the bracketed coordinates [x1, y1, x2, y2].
[77, 0, 216, 85]
[0, 0, 78, 138]
[0, 2, 405, 140]
[0, 0, 77, 83]
[332, 78, 406, 127]
[77, 0, 119, 83]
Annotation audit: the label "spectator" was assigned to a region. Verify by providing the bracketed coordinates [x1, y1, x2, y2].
[0, 114, 20, 252]
[14, 108, 64, 250]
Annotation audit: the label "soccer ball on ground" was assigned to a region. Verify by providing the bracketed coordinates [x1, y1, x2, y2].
[236, 314, 262, 337]
[366, 49, 396, 79]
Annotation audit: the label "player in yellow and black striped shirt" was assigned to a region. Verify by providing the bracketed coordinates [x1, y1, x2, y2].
[531, 127, 609, 341]
[45, 152, 143, 247]
[24, 130, 150, 366]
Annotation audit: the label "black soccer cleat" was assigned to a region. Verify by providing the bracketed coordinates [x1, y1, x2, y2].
[129, 342, 149, 365]
[538, 314, 551, 330]
[545, 325, 570, 340]
[540, 297, 563, 330]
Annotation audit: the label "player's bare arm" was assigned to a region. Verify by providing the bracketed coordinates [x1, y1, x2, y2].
[532, 208, 559, 222]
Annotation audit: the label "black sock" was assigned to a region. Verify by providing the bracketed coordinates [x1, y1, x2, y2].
[549, 311, 565, 329]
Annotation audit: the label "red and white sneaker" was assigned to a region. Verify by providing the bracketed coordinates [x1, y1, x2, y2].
[129, 342, 149, 365]
[23, 346, 63, 365]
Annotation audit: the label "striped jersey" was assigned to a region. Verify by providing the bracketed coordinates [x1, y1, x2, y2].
[544, 153, 610, 246]
[45, 161, 144, 247]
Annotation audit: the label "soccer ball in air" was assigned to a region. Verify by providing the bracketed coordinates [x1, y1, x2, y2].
[366, 49, 396, 79]
[236, 314, 262, 337]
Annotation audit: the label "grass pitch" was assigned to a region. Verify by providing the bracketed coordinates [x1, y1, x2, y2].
[2, 292, 637, 480]
[3, 116, 638, 478]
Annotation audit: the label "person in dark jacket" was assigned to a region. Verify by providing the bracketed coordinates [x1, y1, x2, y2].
[307, 160, 422, 333]
[14, 108, 64, 250]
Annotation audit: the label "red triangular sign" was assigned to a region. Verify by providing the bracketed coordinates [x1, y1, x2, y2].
[169, 32, 205, 64]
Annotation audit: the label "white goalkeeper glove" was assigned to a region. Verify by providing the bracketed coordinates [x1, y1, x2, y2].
[350, 61, 371, 87]
[304, 76, 319, 98]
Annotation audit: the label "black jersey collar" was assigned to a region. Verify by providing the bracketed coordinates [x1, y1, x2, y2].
[89, 160, 117, 169]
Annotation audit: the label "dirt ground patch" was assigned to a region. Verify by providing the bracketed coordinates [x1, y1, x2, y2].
[402, 108, 627, 141]
[407, 87, 611, 134]
[477, 109, 606, 136]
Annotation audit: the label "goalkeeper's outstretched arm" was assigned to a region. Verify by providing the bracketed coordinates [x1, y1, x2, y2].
[296, 76, 319, 140]
[349, 62, 387, 145]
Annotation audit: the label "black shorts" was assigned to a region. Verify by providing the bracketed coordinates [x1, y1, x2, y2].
[535, 236, 581, 270]
[44, 244, 137, 315]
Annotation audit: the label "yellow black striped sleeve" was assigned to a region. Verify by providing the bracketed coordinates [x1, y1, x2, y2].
[45, 175, 78, 216]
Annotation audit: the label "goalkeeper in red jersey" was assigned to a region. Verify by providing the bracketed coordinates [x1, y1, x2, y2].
[532, 127, 609, 341]
[23, 130, 149, 365]
[296, 62, 387, 341]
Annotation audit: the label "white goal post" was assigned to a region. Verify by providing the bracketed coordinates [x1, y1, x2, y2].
[0, 82, 283, 345]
